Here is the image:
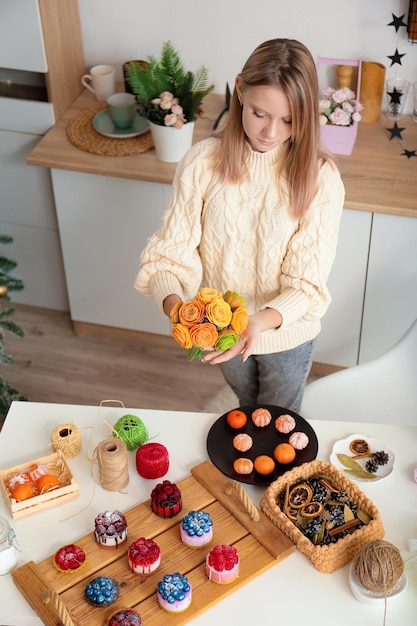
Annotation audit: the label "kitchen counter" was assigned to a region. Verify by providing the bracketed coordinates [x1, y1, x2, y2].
[27, 88, 417, 218]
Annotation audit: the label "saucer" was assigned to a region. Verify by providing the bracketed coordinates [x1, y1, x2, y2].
[93, 110, 149, 139]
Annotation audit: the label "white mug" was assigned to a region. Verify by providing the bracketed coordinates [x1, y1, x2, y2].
[81, 65, 116, 101]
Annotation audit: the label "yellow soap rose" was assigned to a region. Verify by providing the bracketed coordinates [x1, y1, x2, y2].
[196, 287, 223, 304]
[223, 290, 246, 310]
[206, 299, 232, 328]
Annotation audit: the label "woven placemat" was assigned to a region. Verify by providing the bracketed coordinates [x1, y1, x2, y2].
[66, 103, 154, 156]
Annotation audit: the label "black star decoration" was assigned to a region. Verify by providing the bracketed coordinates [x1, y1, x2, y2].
[387, 48, 406, 66]
[387, 122, 406, 140]
[387, 87, 403, 105]
[387, 14, 407, 32]
[401, 148, 417, 159]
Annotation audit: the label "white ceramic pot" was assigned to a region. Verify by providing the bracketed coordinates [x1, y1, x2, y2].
[149, 121, 195, 162]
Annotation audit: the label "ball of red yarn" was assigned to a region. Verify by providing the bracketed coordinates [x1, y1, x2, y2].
[135, 443, 169, 479]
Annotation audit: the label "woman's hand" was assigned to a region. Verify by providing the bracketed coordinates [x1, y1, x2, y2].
[163, 294, 182, 317]
[202, 308, 282, 365]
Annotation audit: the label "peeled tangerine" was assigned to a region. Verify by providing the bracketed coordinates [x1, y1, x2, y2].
[289, 431, 309, 450]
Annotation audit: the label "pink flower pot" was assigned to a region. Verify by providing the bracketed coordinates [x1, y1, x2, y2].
[320, 122, 358, 156]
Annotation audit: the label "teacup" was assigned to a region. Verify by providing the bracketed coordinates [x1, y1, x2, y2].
[81, 65, 116, 102]
[107, 93, 137, 129]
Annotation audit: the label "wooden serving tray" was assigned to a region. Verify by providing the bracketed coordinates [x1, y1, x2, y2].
[12, 461, 295, 626]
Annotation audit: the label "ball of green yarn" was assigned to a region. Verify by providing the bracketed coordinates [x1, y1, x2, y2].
[113, 414, 148, 451]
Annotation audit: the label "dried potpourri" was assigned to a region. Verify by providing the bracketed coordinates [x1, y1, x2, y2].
[279, 475, 373, 546]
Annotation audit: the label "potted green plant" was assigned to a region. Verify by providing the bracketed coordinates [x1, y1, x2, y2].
[124, 41, 214, 162]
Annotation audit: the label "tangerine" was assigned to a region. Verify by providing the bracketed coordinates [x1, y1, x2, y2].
[37, 474, 61, 493]
[11, 482, 34, 501]
[226, 409, 247, 429]
[273, 443, 296, 465]
[253, 455, 275, 475]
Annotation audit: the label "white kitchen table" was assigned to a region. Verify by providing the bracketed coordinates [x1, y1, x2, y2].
[0, 401, 416, 626]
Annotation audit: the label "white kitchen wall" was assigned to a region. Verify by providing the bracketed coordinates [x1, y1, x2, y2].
[78, 0, 417, 113]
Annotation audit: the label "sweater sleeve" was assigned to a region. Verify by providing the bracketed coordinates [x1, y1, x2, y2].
[260, 160, 345, 327]
[134, 140, 214, 312]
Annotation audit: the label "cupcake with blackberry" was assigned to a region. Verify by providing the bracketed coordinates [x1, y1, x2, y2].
[107, 608, 142, 626]
[150, 480, 182, 518]
[94, 510, 128, 549]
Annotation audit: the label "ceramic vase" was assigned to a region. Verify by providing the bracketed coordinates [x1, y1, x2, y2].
[149, 121, 195, 162]
[320, 123, 358, 156]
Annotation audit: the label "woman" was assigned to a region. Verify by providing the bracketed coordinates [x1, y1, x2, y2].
[135, 38, 345, 412]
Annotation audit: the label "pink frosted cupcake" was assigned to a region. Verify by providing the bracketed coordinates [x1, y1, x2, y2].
[206, 544, 240, 584]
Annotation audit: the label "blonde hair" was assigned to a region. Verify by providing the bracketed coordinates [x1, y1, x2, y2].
[215, 39, 330, 220]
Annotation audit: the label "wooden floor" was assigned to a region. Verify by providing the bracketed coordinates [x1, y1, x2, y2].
[1, 304, 325, 425]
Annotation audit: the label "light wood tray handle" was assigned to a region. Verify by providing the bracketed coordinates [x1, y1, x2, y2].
[225, 479, 260, 522]
[43, 589, 75, 626]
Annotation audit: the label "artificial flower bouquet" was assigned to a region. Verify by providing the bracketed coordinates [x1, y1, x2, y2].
[170, 288, 248, 361]
[319, 86, 363, 126]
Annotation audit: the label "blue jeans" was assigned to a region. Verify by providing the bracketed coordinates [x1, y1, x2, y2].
[219, 340, 315, 413]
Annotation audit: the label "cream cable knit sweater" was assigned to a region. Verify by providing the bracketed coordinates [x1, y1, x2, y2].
[135, 137, 345, 354]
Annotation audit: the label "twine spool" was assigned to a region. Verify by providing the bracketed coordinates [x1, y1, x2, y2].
[113, 414, 148, 451]
[135, 442, 169, 479]
[51, 423, 82, 458]
[95, 437, 129, 491]
[352, 540, 404, 594]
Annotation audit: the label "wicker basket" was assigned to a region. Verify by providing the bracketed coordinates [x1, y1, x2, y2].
[260, 460, 384, 573]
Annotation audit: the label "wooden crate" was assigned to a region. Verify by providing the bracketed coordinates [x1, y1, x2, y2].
[12, 461, 295, 626]
[0, 451, 79, 519]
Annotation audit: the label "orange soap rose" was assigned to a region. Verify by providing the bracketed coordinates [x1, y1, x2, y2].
[230, 306, 249, 334]
[172, 323, 193, 349]
[195, 287, 223, 304]
[206, 299, 232, 328]
[179, 299, 206, 326]
[189, 322, 219, 348]
[169, 300, 183, 324]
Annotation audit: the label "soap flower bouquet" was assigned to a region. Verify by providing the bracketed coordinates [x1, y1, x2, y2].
[124, 41, 214, 128]
[170, 288, 249, 361]
[319, 86, 363, 126]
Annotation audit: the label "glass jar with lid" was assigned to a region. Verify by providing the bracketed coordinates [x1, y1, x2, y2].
[0, 516, 20, 575]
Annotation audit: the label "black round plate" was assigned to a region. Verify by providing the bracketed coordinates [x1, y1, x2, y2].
[206, 404, 318, 486]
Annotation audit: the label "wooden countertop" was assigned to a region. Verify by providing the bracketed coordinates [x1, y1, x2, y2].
[27, 88, 417, 218]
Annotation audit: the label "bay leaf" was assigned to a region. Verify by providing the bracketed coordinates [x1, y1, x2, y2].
[357, 509, 372, 524]
[344, 504, 355, 522]
[336, 453, 377, 479]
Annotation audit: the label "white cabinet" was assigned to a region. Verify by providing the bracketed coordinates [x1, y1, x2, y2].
[313, 209, 371, 367]
[0, 130, 69, 310]
[51, 169, 171, 334]
[0, 0, 84, 310]
[0, 0, 47, 71]
[359, 213, 417, 363]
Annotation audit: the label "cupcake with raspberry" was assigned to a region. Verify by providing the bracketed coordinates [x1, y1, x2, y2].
[128, 537, 161, 575]
[53, 544, 87, 574]
[206, 544, 240, 584]
[150, 480, 182, 518]
[94, 510, 128, 549]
